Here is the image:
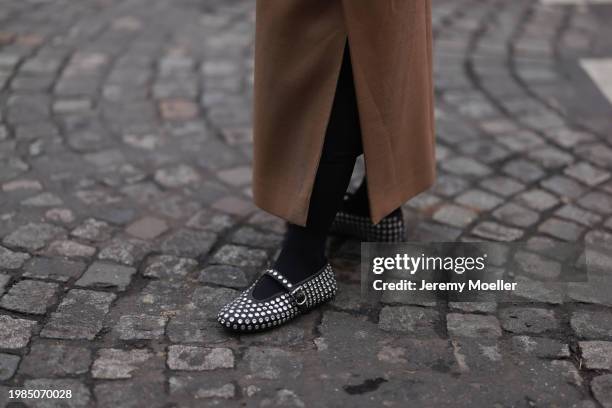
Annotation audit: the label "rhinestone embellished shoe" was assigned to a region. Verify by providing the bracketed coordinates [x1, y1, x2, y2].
[330, 205, 405, 242]
[217, 263, 337, 333]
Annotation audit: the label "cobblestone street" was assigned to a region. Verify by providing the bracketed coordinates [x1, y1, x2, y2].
[1, 0, 612, 406]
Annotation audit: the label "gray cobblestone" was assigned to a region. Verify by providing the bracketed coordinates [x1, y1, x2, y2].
[513, 279, 564, 304]
[433, 204, 478, 227]
[378, 306, 439, 336]
[541, 175, 586, 198]
[243, 347, 302, 380]
[166, 309, 228, 344]
[126, 216, 168, 240]
[585, 230, 612, 249]
[432, 174, 470, 197]
[498, 130, 544, 152]
[472, 221, 523, 241]
[192, 285, 239, 314]
[115, 314, 168, 340]
[499, 307, 559, 334]
[198, 264, 248, 288]
[154, 164, 200, 187]
[569, 275, 612, 308]
[527, 146, 573, 169]
[511, 336, 570, 358]
[21, 192, 63, 207]
[480, 176, 525, 196]
[442, 157, 491, 177]
[2, 179, 42, 192]
[493, 203, 539, 228]
[46, 240, 96, 258]
[0, 279, 59, 314]
[143, 255, 198, 280]
[3, 222, 65, 251]
[167, 346, 234, 371]
[97, 238, 151, 266]
[514, 251, 561, 280]
[458, 139, 511, 164]
[70, 218, 113, 242]
[160, 229, 217, 258]
[210, 244, 268, 268]
[76, 262, 136, 291]
[503, 159, 545, 183]
[169, 376, 235, 399]
[186, 209, 236, 233]
[0, 245, 30, 269]
[578, 192, 612, 215]
[538, 218, 584, 241]
[330, 282, 362, 311]
[19, 342, 92, 377]
[591, 374, 612, 408]
[46, 208, 76, 224]
[565, 162, 610, 186]
[556, 204, 602, 227]
[92, 348, 153, 379]
[23, 257, 86, 282]
[0, 315, 36, 349]
[41, 289, 116, 340]
[0, 353, 20, 380]
[447, 313, 502, 338]
[448, 302, 497, 314]
[576, 143, 612, 169]
[230, 226, 283, 249]
[572, 311, 612, 340]
[580, 341, 612, 370]
[455, 189, 503, 211]
[516, 189, 559, 211]
[406, 192, 442, 211]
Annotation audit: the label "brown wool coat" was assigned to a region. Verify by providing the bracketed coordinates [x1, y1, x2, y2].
[252, 0, 436, 226]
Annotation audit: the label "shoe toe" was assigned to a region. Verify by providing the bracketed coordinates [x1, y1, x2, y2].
[217, 297, 245, 331]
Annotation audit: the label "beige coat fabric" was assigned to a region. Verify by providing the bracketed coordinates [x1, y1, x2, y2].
[252, 0, 436, 226]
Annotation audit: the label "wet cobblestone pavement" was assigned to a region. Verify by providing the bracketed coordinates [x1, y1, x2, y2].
[1, 0, 612, 406]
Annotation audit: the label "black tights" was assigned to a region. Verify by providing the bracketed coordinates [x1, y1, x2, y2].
[253, 42, 365, 299]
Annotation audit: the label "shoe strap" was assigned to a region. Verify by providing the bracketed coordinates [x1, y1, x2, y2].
[263, 269, 308, 310]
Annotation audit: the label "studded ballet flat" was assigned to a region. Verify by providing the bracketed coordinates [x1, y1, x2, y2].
[330, 207, 405, 242]
[217, 263, 337, 333]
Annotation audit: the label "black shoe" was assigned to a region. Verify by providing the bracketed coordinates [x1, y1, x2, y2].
[330, 200, 405, 242]
[217, 263, 337, 333]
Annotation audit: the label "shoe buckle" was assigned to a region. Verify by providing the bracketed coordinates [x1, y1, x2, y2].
[291, 287, 307, 306]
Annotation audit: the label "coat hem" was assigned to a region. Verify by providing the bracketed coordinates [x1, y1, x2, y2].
[369, 167, 436, 225]
[253, 165, 436, 227]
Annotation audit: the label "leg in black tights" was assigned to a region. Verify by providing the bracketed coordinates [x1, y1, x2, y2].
[252, 42, 362, 300]
[343, 177, 370, 217]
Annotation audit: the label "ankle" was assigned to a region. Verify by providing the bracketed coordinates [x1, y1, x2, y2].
[274, 245, 326, 282]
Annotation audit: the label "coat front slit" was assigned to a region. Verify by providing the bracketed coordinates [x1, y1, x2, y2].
[252, 0, 436, 226]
